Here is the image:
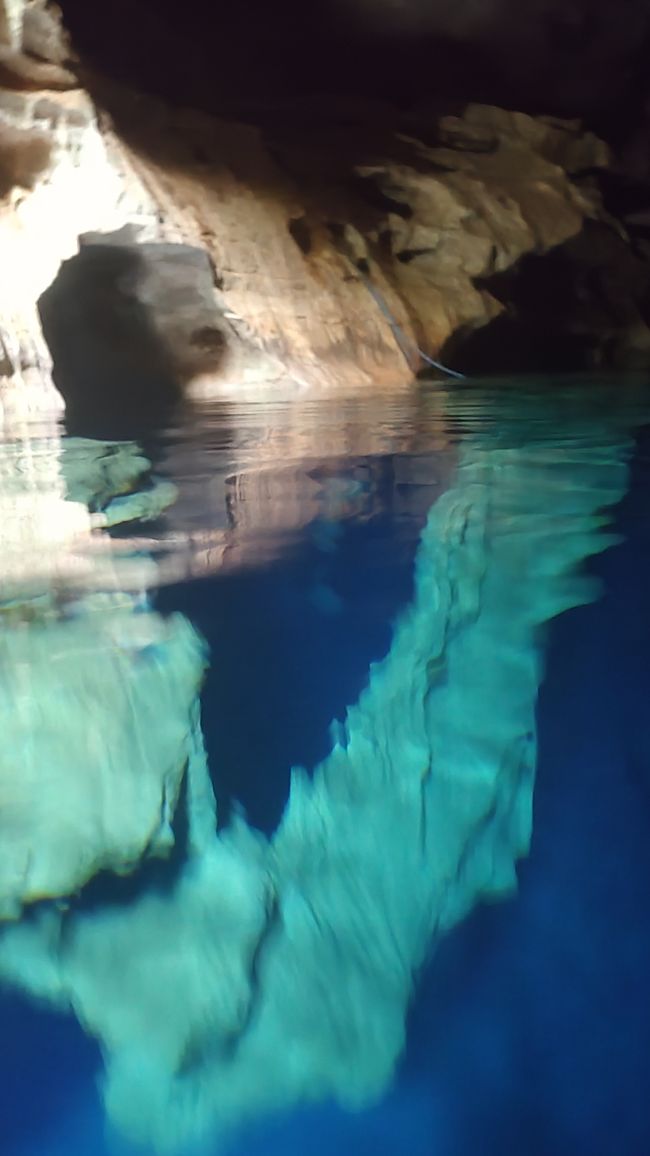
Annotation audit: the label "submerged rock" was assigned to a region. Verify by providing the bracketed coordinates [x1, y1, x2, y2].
[0, 428, 205, 919]
[0, 435, 176, 603]
[0, 384, 641, 1153]
[0, 608, 206, 918]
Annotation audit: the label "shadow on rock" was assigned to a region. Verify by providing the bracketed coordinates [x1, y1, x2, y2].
[38, 234, 228, 439]
[440, 219, 650, 376]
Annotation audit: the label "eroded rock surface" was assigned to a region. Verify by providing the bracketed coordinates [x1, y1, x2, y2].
[97, 90, 612, 389]
[2, 8, 644, 410]
[38, 240, 229, 436]
[0, 0, 75, 90]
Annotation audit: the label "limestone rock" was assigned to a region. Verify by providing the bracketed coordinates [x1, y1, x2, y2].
[0, 0, 75, 88]
[0, 83, 157, 424]
[90, 86, 612, 389]
[448, 218, 650, 373]
[0, 6, 646, 407]
[0, 607, 206, 918]
[37, 241, 229, 436]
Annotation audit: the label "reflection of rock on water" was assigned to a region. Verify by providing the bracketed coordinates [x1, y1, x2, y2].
[150, 392, 455, 582]
[0, 388, 639, 1154]
[0, 607, 206, 918]
[0, 435, 183, 606]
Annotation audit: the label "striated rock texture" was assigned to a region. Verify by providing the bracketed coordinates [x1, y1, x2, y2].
[0, 87, 149, 420]
[88, 90, 614, 391]
[2, 2, 648, 409]
[0, 0, 75, 90]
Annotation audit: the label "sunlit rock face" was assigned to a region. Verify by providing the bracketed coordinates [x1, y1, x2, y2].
[0, 8, 156, 426]
[2, 1, 648, 405]
[1, 9, 648, 1149]
[0, 0, 76, 89]
[30, 84, 615, 394]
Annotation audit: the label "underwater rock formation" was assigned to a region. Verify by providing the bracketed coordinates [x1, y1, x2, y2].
[0, 428, 203, 918]
[0, 606, 206, 919]
[0, 435, 176, 603]
[0, 385, 640, 1152]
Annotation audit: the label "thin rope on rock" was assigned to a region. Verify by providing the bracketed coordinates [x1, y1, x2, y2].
[357, 261, 466, 381]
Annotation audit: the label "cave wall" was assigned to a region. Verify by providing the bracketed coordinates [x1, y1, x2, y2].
[56, 0, 650, 135]
[2, 0, 650, 424]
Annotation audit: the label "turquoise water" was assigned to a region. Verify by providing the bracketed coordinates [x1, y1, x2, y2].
[1, 378, 650, 1156]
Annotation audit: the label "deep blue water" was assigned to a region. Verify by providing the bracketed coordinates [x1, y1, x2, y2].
[2, 408, 650, 1156]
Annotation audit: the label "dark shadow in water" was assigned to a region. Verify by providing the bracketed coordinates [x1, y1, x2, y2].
[3, 422, 650, 1156]
[0, 988, 101, 1155]
[398, 422, 650, 1156]
[156, 508, 419, 834]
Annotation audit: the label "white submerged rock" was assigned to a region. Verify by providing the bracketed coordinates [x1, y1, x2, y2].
[0, 383, 643, 1153]
[0, 608, 207, 919]
[0, 432, 203, 919]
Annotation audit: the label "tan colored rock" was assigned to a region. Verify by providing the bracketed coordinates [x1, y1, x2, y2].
[0, 33, 629, 407]
[0, 0, 75, 88]
[90, 86, 610, 391]
[0, 0, 23, 50]
[0, 84, 159, 425]
[22, 0, 72, 66]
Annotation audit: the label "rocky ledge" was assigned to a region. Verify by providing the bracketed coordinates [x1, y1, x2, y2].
[2, 0, 650, 418]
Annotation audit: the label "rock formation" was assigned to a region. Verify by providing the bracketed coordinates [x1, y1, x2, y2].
[2, 0, 650, 413]
[0, 382, 643, 1152]
[0, 422, 204, 920]
[1, 8, 650, 1150]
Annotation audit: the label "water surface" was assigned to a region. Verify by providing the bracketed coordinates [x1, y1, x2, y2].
[1, 377, 649, 1156]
